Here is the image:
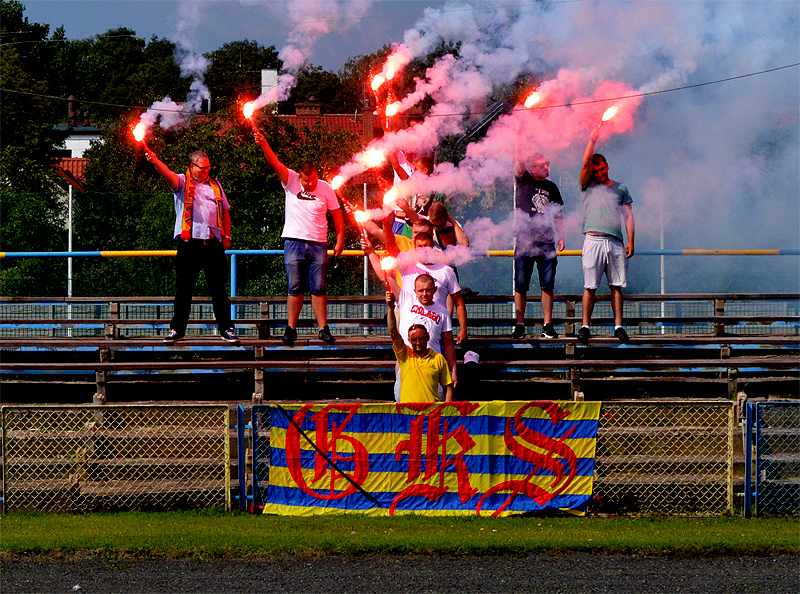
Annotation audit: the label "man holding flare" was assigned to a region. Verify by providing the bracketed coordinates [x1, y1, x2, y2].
[142, 145, 239, 345]
[577, 122, 635, 344]
[251, 128, 345, 346]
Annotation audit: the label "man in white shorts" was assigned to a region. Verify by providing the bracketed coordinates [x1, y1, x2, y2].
[577, 127, 635, 344]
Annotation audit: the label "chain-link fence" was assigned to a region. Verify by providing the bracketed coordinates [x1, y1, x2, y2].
[593, 401, 734, 514]
[251, 405, 271, 510]
[745, 401, 800, 516]
[1, 405, 230, 513]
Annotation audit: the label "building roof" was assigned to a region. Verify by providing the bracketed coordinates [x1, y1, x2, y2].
[54, 158, 88, 192]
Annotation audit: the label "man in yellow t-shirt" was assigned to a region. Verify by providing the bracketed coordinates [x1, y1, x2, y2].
[386, 290, 452, 403]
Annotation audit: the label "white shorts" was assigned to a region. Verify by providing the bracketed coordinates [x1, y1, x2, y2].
[582, 234, 628, 289]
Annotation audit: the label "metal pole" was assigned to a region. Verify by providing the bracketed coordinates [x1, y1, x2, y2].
[660, 191, 666, 334]
[230, 253, 237, 325]
[363, 183, 369, 334]
[67, 185, 73, 337]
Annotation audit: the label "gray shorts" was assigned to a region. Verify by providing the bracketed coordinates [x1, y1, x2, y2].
[582, 234, 628, 289]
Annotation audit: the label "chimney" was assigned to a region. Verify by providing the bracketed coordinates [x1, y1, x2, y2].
[68, 95, 77, 127]
[295, 99, 321, 117]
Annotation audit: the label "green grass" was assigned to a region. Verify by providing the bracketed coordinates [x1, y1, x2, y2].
[1, 511, 798, 559]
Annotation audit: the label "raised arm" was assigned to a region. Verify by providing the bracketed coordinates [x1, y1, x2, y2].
[253, 129, 289, 186]
[386, 290, 405, 352]
[514, 126, 527, 178]
[389, 151, 410, 181]
[144, 147, 180, 191]
[361, 236, 400, 295]
[580, 127, 600, 187]
[450, 213, 470, 247]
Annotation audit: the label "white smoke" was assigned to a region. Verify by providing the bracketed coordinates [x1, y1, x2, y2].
[335, 1, 799, 292]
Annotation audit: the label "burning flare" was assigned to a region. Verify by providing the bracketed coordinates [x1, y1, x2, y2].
[602, 106, 618, 122]
[523, 92, 540, 108]
[365, 149, 386, 168]
[382, 189, 397, 206]
[243, 101, 255, 120]
[132, 122, 147, 143]
[371, 75, 385, 91]
[380, 255, 397, 271]
[385, 102, 400, 117]
[331, 175, 344, 191]
[354, 211, 368, 224]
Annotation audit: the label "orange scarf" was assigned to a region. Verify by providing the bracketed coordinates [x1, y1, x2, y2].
[181, 169, 225, 240]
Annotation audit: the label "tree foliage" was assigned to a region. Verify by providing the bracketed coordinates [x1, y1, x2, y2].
[204, 40, 281, 111]
[0, 3, 450, 297]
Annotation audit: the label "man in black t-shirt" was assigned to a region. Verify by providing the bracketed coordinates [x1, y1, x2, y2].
[512, 152, 565, 339]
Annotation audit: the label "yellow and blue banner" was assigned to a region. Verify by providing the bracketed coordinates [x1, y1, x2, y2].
[264, 401, 601, 516]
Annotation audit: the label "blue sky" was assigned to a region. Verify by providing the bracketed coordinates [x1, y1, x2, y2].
[21, 0, 447, 71]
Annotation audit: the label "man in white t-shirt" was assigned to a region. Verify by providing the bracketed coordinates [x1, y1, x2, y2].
[253, 130, 345, 346]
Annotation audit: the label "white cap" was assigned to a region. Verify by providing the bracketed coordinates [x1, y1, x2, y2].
[464, 351, 480, 364]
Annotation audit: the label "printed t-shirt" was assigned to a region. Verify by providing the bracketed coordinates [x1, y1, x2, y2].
[514, 172, 563, 250]
[281, 169, 340, 243]
[172, 174, 230, 240]
[396, 287, 451, 355]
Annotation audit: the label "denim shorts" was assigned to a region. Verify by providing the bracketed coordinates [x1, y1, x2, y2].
[284, 239, 328, 296]
[514, 244, 558, 293]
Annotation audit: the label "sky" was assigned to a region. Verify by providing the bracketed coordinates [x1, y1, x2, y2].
[19, 0, 800, 294]
[22, 0, 448, 71]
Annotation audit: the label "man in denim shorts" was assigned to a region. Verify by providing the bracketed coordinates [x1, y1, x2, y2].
[577, 127, 635, 344]
[253, 130, 344, 346]
[512, 152, 565, 340]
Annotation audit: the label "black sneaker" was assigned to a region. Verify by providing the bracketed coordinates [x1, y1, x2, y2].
[541, 323, 558, 339]
[221, 328, 240, 345]
[282, 325, 297, 346]
[511, 323, 526, 339]
[318, 325, 335, 344]
[614, 327, 630, 343]
[576, 326, 591, 345]
[163, 329, 184, 344]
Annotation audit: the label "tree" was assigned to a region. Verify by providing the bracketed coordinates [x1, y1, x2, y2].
[73, 106, 365, 296]
[204, 40, 281, 111]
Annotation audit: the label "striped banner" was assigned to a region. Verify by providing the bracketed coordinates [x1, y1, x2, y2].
[264, 401, 601, 516]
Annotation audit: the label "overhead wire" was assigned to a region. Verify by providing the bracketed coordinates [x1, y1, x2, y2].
[1, 62, 797, 118]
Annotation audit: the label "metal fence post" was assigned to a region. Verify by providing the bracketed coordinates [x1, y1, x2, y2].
[744, 402, 753, 517]
[237, 404, 247, 511]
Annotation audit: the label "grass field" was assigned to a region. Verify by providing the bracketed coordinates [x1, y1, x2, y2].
[1, 511, 797, 559]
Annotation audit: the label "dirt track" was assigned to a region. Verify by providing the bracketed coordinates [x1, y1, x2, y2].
[2, 553, 797, 593]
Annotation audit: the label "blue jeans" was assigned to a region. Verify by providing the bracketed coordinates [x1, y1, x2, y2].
[514, 244, 558, 293]
[284, 239, 327, 296]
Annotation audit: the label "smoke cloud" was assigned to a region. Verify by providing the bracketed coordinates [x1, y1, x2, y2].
[336, 1, 799, 293]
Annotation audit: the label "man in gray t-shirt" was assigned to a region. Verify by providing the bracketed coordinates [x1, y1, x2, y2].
[576, 127, 635, 344]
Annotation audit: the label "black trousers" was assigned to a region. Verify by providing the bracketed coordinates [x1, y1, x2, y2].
[171, 238, 232, 334]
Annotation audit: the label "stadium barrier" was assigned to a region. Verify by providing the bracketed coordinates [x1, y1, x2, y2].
[744, 401, 800, 517]
[594, 401, 734, 514]
[247, 400, 735, 516]
[1, 405, 230, 513]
